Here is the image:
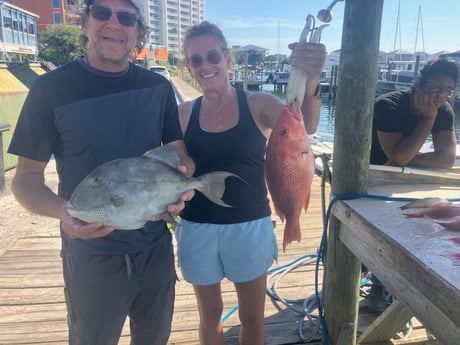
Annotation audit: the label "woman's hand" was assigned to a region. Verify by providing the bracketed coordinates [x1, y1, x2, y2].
[152, 165, 196, 221]
[288, 42, 326, 79]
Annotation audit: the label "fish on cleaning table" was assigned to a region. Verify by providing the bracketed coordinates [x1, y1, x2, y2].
[402, 202, 460, 219]
[431, 216, 460, 231]
[68, 143, 238, 230]
[448, 237, 460, 245]
[265, 101, 314, 251]
[399, 197, 447, 210]
[442, 253, 460, 266]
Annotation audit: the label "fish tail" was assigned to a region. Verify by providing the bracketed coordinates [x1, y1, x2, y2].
[196, 171, 241, 207]
[282, 221, 302, 252]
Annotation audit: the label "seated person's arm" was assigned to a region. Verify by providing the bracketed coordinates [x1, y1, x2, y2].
[407, 129, 456, 169]
[377, 115, 434, 166]
[379, 128, 456, 169]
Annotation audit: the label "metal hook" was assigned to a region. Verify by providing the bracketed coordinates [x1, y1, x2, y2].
[317, 0, 344, 23]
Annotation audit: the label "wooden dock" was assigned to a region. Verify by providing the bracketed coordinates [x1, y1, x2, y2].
[0, 157, 328, 345]
[0, 162, 437, 345]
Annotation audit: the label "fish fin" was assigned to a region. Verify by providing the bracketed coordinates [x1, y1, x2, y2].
[282, 221, 302, 252]
[273, 205, 285, 223]
[158, 212, 180, 228]
[143, 143, 180, 169]
[399, 197, 447, 210]
[303, 192, 312, 213]
[197, 171, 243, 207]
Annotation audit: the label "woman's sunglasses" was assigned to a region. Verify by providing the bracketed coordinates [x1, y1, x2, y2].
[187, 50, 224, 69]
[88, 4, 139, 27]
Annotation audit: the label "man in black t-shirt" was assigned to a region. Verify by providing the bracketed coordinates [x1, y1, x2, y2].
[366, 58, 458, 313]
[371, 58, 458, 169]
[8, 1, 195, 344]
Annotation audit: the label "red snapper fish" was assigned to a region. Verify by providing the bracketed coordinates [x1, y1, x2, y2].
[266, 101, 315, 251]
[442, 253, 460, 266]
[402, 201, 460, 231]
[431, 216, 460, 231]
[402, 202, 460, 219]
[448, 237, 460, 245]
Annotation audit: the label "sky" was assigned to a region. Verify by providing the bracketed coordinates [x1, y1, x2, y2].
[205, 0, 460, 56]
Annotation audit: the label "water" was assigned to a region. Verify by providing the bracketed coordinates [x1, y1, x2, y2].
[261, 84, 460, 144]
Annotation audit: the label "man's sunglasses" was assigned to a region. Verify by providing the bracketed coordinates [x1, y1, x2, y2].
[187, 49, 224, 69]
[88, 4, 139, 27]
[424, 80, 455, 98]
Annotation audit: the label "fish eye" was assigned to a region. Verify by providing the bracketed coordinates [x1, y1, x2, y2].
[280, 128, 289, 136]
[92, 175, 102, 182]
[110, 195, 125, 207]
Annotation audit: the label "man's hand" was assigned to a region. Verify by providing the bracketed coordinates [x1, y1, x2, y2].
[61, 204, 115, 239]
[412, 89, 438, 119]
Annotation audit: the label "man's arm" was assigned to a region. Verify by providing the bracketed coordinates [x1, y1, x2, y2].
[407, 129, 456, 169]
[12, 157, 66, 219]
[378, 116, 435, 166]
[12, 156, 115, 239]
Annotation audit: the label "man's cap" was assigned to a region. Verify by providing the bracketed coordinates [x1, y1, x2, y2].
[85, 0, 144, 16]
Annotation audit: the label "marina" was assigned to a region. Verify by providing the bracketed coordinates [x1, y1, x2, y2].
[1, 1, 460, 344]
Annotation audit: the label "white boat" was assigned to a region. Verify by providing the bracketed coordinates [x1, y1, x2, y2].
[376, 65, 418, 95]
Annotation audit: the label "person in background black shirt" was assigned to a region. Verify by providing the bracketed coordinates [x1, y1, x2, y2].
[371, 58, 458, 169]
[366, 58, 458, 313]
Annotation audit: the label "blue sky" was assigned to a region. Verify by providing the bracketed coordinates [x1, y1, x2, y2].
[205, 0, 460, 56]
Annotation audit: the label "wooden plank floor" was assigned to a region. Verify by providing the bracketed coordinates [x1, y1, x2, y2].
[0, 169, 328, 345]
[0, 166, 435, 345]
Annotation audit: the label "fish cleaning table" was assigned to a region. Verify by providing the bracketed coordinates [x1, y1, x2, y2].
[331, 184, 460, 345]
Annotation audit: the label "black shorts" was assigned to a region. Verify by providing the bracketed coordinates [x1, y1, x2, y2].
[62, 231, 176, 345]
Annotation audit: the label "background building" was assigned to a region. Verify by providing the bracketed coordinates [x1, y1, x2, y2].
[0, 1, 39, 61]
[146, 0, 204, 62]
[8, 0, 72, 33]
[5, 0, 205, 64]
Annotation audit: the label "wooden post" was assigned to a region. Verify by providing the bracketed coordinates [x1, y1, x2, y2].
[324, 1, 384, 344]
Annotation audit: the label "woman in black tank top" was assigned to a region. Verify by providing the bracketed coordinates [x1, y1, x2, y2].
[175, 21, 326, 345]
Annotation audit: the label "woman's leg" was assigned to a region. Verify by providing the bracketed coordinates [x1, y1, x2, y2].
[193, 283, 224, 345]
[234, 273, 267, 345]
